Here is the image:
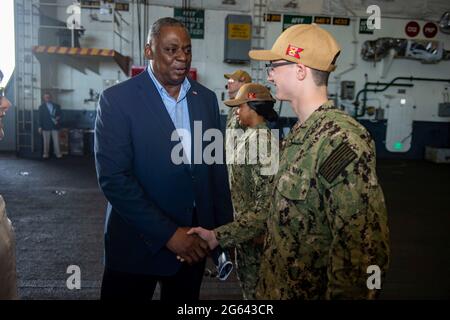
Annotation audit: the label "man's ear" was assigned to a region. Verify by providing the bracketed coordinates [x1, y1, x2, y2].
[144, 43, 153, 60]
[295, 63, 307, 81]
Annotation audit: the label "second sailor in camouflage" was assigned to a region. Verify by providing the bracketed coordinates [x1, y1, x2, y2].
[223, 70, 252, 181]
[216, 83, 279, 299]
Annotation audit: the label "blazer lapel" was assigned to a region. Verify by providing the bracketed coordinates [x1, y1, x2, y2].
[186, 82, 203, 169]
[136, 71, 176, 139]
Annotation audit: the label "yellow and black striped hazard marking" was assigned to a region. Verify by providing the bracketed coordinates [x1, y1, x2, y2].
[33, 46, 116, 57]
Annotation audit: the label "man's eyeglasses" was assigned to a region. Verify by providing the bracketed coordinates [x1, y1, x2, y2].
[265, 61, 296, 76]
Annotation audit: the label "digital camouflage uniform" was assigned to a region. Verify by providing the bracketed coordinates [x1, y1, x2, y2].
[255, 101, 390, 300]
[226, 107, 240, 131]
[216, 122, 275, 300]
[225, 107, 242, 182]
[0, 196, 18, 299]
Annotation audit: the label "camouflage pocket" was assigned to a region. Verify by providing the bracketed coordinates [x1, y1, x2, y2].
[276, 171, 310, 201]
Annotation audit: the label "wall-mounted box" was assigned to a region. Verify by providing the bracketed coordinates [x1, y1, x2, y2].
[438, 103, 450, 117]
[425, 146, 450, 164]
[341, 81, 355, 100]
[224, 15, 252, 64]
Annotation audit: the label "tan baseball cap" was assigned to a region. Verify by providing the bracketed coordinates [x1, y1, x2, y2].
[249, 23, 341, 72]
[224, 69, 252, 83]
[224, 83, 275, 107]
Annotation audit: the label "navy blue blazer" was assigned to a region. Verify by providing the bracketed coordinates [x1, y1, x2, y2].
[38, 102, 62, 130]
[94, 71, 233, 276]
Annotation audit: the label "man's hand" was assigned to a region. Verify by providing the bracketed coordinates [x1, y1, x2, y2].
[38, 127, 42, 134]
[166, 227, 210, 265]
[187, 227, 219, 250]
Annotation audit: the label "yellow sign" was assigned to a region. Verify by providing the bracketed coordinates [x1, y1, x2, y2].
[314, 16, 331, 25]
[228, 24, 251, 40]
[264, 14, 281, 22]
[333, 17, 350, 26]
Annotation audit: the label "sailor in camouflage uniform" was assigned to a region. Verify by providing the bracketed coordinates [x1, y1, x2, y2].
[247, 23, 390, 299]
[224, 70, 252, 131]
[189, 83, 279, 299]
[224, 70, 252, 182]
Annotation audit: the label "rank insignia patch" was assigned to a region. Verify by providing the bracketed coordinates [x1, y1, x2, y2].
[286, 44, 304, 59]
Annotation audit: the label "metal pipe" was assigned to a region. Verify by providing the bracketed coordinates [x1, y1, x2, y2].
[30, 1, 36, 152]
[333, 14, 358, 108]
[39, 25, 73, 30]
[355, 82, 415, 106]
[38, 2, 105, 10]
[116, 12, 130, 26]
[114, 31, 130, 43]
[14, 1, 20, 152]
[354, 77, 450, 117]
[354, 82, 415, 117]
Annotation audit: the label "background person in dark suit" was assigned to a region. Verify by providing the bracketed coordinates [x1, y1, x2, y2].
[94, 17, 233, 300]
[38, 92, 62, 159]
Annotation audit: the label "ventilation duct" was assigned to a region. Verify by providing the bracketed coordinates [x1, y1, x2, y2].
[439, 12, 450, 34]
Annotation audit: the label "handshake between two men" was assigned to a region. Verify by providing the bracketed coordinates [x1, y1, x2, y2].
[166, 227, 219, 265]
[166, 226, 233, 280]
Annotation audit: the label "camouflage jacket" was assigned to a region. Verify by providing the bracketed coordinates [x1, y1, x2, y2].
[216, 122, 274, 248]
[225, 107, 242, 183]
[226, 107, 240, 131]
[0, 195, 18, 299]
[256, 101, 390, 300]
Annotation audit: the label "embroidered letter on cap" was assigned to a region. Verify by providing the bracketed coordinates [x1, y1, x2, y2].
[247, 92, 256, 99]
[319, 142, 357, 183]
[286, 44, 304, 59]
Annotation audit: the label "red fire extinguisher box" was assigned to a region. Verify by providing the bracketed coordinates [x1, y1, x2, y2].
[131, 66, 146, 77]
[188, 68, 197, 81]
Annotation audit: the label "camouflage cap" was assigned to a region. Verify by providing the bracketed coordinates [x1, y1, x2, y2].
[224, 69, 252, 83]
[248, 23, 341, 72]
[224, 83, 275, 107]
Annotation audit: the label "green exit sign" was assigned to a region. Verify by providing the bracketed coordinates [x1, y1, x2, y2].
[393, 141, 403, 151]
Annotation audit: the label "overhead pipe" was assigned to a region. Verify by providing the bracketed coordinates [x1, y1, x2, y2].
[354, 76, 450, 118]
[354, 82, 414, 117]
[333, 0, 359, 107]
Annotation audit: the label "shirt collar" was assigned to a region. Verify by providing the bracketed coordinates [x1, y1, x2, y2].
[147, 63, 191, 102]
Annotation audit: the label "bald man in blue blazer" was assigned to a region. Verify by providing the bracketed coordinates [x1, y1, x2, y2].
[94, 18, 233, 300]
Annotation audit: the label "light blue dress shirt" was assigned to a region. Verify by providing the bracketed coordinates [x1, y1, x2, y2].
[46, 102, 54, 115]
[147, 63, 192, 164]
